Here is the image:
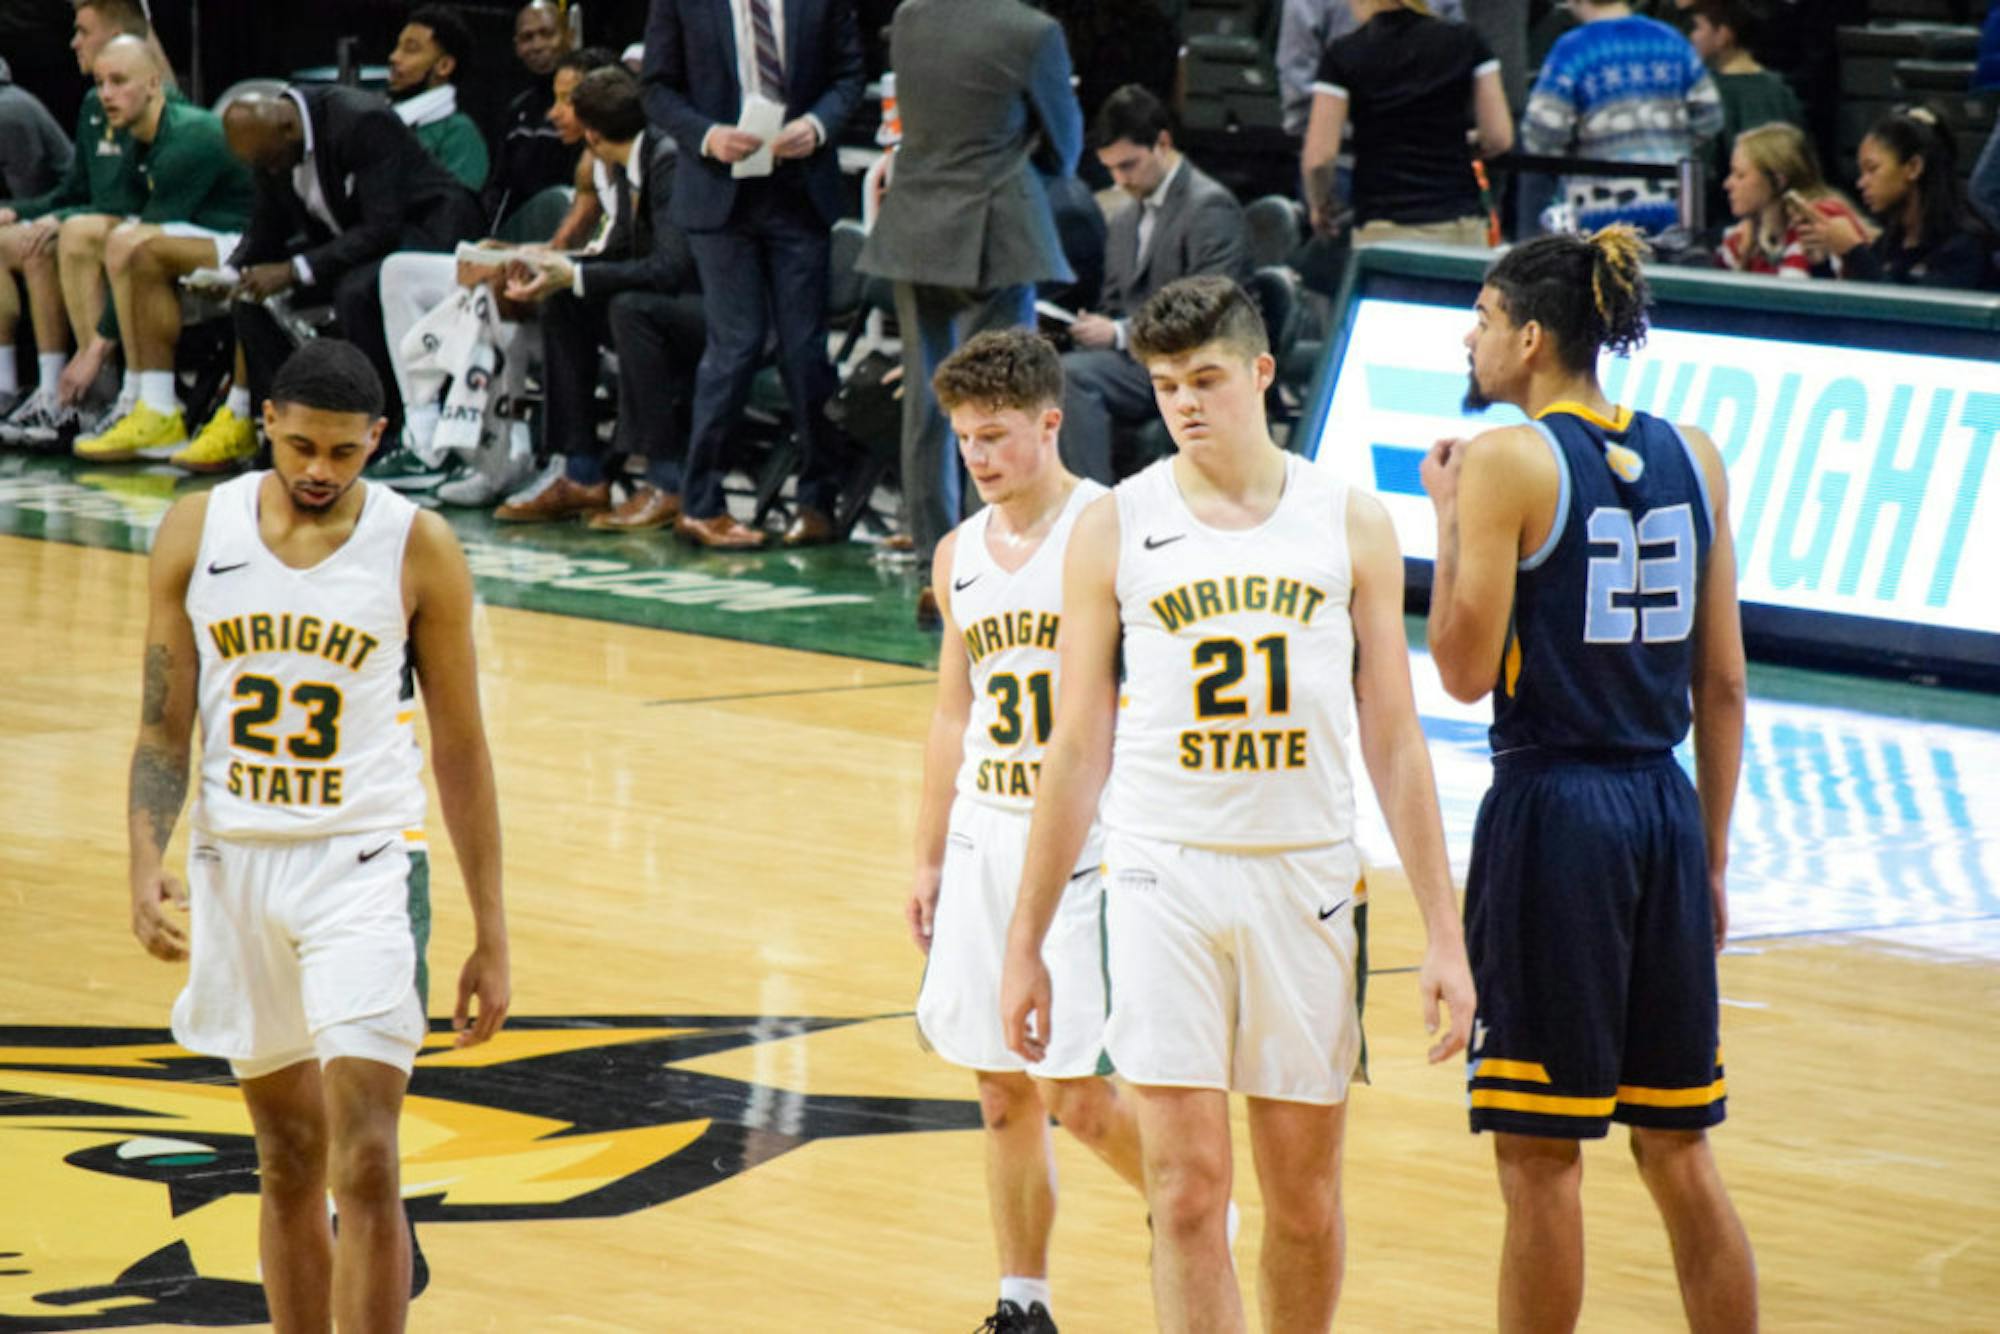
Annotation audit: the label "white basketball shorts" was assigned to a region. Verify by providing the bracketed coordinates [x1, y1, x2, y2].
[171, 830, 431, 1081]
[916, 800, 1109, 1080]
[1102, 831, 1367, 1104]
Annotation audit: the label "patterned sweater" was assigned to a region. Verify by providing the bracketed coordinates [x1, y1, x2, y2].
[1524, 15, 1722, 234]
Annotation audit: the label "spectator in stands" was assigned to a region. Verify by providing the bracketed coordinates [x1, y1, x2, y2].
[219, 87, 485, 465]
[1523, 0, 1722, 235]
[1714, 121, 1866, 278]
[372, 46, 620, 503]
[541, 47, 622, 249]
[388, 4, 490, 193]
[1278, 0, 1466, 137]
[1687, 0, 1800, 222]
[1800, 107, 1996, 291]
[63, 38, 255, 465]
[484, 1, 578, 229]
[0, 0, 150, 446]
[860, 0, 1083, 593]
[643, 0, 865, 550]
[1302, 0, 1513, 249]
[490, 68, 706, 530]
[1970, 2, 1999, 232]
[1060, 85, 1248, 487]
[0, 57, 71, 204]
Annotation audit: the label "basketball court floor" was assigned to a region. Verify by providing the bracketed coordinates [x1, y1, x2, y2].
[2, 450, 1995, 1331]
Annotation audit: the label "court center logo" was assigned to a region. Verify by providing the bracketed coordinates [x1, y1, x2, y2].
[0, 1016, 978, 1330]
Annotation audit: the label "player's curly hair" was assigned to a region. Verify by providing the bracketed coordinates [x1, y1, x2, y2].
[270, 339, 385, 418]
[1483, 226, 1651, 371]
[1129, 275, 1269, 366]
[933, 328, 1065, 414]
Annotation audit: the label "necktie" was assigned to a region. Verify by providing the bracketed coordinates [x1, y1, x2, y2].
[1136, 201, 1159, 270]
[748, 0, 785, 102]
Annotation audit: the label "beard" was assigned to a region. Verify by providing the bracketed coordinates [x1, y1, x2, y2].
[1462, 360, 1493, 414]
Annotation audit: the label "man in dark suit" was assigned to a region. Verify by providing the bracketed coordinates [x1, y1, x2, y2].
[1061, 85, 1250, 484]
[642, 0, 864, 549]
[858, 0, 1083, 588]
[223, 87, 484, 449]
[490, 67, 706, 532]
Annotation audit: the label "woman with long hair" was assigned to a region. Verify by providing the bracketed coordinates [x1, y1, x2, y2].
[1799, 106, 1996, 289]
[1715, 122, 1871, 278]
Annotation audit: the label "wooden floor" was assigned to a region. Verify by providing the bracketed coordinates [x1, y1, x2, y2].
[3, 531, 1997, 1332]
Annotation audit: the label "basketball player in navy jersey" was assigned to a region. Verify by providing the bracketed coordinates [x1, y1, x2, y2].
[1423, 227, 1757, 1332]
[127, 340, 509, 1332]
[1003, 276, 1474, 1333]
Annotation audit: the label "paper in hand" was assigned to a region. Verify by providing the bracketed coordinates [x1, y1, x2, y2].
[454, 241, 546, 268]
[182, 266, 240, 294]
[1034, 300, 1077, 325]
[732, 93, 786, 179]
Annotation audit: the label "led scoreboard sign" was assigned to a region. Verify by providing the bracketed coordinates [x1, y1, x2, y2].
[1302, 248, 2000, 685]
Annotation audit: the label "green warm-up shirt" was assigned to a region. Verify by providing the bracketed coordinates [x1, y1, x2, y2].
[9, 88, 144, 220]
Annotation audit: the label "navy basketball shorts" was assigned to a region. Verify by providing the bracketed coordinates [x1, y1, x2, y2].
[1463, 750, 1726, 1139]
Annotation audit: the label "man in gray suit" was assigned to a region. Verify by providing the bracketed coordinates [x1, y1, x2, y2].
[859, 0, 1082, 599]
[1062, 85, 1249, 484]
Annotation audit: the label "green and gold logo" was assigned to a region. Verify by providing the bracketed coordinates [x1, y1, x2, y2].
[0, 1016, 975, 1329]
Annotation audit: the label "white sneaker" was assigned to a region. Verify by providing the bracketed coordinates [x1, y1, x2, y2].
[437, 445, 537, 507]
[0, 388, 79, 448]
[492, 454, 563, 509]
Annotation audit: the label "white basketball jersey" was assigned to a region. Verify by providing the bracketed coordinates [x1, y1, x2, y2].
[186, 473, 427, 841]
[1104, 455, 1357, 851]
[951, 479, 1107, 814]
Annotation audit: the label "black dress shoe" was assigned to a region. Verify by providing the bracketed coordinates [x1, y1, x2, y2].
[915, 586, 942, 631]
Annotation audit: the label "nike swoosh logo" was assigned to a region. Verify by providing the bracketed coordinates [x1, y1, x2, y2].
[1143, 534, 1186, 550]
[953, 575, 981, 592]
[207, 560, 249, 575]
[1317, 898, 1350, 921]
[357, 841, 394, 864]
[1068, 867, 1094, 883]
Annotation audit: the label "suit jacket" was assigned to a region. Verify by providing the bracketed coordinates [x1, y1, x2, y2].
[641, 0, 865, 232]
[1101, 159, 1251, 320]
[231, 85, 477, 288]
[859, 0, 1081, 290]
[576, 134, 700, 299]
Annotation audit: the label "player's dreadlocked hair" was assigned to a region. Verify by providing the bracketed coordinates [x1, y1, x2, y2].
[1483, 226, 1652, 371]
[270, 340, 385, 419]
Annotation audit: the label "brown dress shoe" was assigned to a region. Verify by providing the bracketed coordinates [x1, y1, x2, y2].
[676, 511, 768, 549]
[494, 475, 611, 522]
[588, 485, 683, 531]
[915, 586, 942, 631]
[782, 505, 838, 547]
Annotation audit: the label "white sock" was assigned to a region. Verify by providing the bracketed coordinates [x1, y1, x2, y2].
[139, 371, 177, 415]
[999, 1277, 1051, 1313]
[121, 370, 139, 402]
[0, 357, 16, 396]
[406, 402, 441, 454]
[226, 384, 251, 417]
[36, 353, 63, 392]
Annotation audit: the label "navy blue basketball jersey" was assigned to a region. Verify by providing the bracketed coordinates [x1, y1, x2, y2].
[1489, 403, 1715, 757]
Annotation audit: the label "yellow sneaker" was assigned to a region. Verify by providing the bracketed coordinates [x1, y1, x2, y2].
[170, 405, 259, 473]
[73, 402, 188, 461]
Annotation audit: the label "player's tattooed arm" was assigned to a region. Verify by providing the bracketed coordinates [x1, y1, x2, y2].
[130, 646, 190, 851]
[128, 495, 206, 962]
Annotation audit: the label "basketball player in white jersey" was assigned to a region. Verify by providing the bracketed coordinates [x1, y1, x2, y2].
[125, 339, 509, 1332]
[907, 330, 1145, 1334]
[1001, 276, 1475, 1332]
